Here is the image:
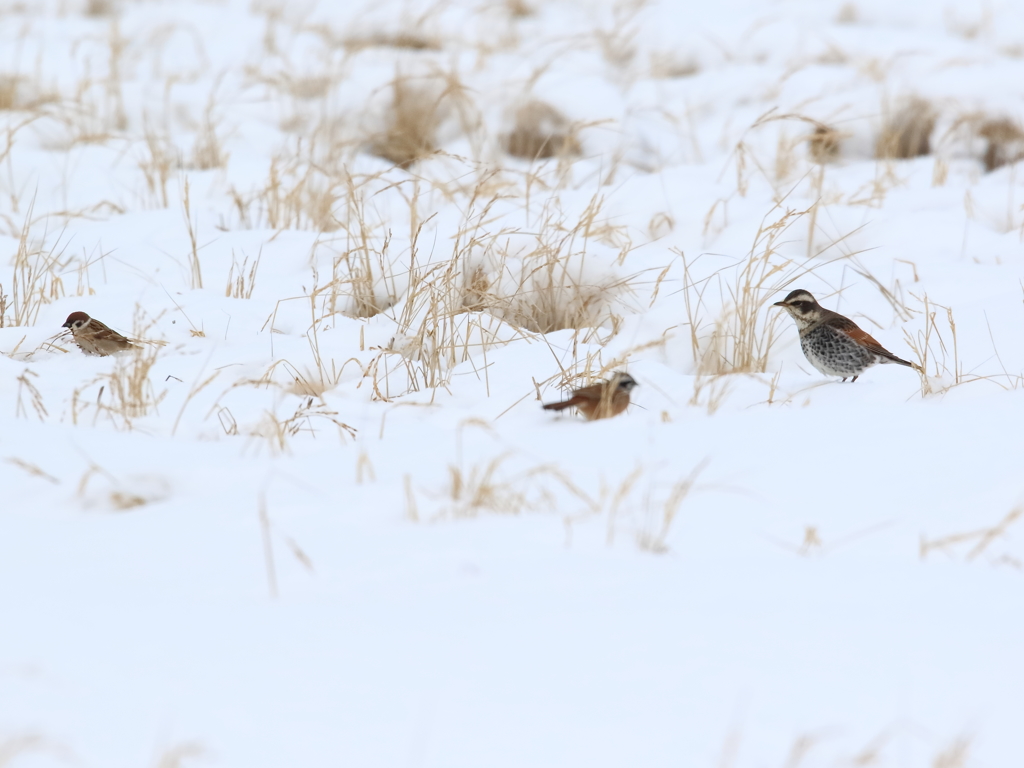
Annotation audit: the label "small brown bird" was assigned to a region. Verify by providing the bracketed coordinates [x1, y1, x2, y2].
[62, 311, 137, 356]
[542, 372, 638, 421]
[773, 289, 916, 381]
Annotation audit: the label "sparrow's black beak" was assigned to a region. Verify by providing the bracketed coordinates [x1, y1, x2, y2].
[61, 321, 71, 328]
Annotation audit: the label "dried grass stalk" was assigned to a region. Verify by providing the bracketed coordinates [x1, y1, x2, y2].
[343, 32, 440, 52]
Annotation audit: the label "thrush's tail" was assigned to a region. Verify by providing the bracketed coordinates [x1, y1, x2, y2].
[878, 350, 919, 370]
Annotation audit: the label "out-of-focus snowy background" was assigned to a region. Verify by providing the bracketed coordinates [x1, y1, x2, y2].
[1, 0, 1023, 765]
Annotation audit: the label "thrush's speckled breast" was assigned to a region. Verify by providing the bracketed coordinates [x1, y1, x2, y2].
[799, 322, 884, 378]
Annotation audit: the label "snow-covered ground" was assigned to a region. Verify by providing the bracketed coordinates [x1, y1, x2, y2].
[1, 0, 1023, 765]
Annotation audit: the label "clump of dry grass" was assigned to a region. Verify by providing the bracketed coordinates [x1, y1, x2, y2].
[15, 369, 48, 421]
[902, 293, 961, 395]
[876, 98, 936, 159]
[246, 397, 357, 454]
[808, 123, 841, 163]
[277, 74, 333, 100]
[138, 125, 179, 208]
[0, 734, 70, 766]
[505, 101, 581, 160]
[232, 162, 343, 232]
[69, 343, 166, 430]
[154, 742, 206, 768]
[0, 74, 59, 112]
[978, 117, 1024, 171]
[205, 357, 358, 448]
[68, 310, 167, 430]
[442, 452, 561, 518]
[460, 194, 636, 336]
[903, 292, 1023, 395]
[0, 76, 20, 110]
[412, 422, 591, 520]
[506, 0, 533, 18]
[10, 213, 73, 327]
[649, 52, 700, 79]
[366, 67, 480, 169]
[383, 269, 524, 392]
[681, 206, 811, 375]
[729, 111, 845, 194]
[581, 460, 715, 553]
[368, 77, 446, 169]
[634, 461, 709, 553]
[85, 0, 118, 16]
[77, 461, 171, 511]
[329, 241, 392, 318]
[189, 107, 229, 170]
[836, 2, 858, 23]
[485, 257, 630, 335]
[465, 257, 625, 336]
[225, 248, 262, 299]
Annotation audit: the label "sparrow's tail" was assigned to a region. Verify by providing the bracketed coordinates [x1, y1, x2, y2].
[542, 398, 580, 412]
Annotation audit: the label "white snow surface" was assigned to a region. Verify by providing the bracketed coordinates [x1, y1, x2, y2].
[0, 0, 1023, 766]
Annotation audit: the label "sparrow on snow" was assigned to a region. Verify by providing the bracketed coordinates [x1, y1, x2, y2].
[542, 372, 638, 420]
[62, 311, 138, 356]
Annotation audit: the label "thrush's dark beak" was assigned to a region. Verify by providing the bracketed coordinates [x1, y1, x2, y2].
[772, 301, 787, 307]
